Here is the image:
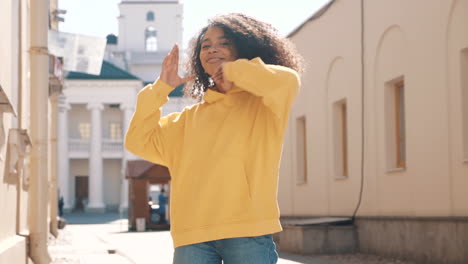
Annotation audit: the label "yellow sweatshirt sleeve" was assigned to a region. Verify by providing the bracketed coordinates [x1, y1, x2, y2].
[223, 57, 300, 119]
[124, 78, 184, 167]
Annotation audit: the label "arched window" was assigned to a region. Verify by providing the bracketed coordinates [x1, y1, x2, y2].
[145, 26, 158, 52]
[146, 11, 154, 21]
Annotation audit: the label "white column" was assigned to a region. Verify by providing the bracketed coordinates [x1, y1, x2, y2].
[119, 103, 135, 212]
[57, 95, 71, 211]
[86, 102, 105, 212]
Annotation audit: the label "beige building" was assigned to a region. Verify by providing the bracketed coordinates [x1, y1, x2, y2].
[0, 0, 62, 263]
[279, 0, 468, 263]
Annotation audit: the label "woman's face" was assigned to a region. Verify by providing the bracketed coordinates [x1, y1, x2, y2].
[199, 26, 238, 76]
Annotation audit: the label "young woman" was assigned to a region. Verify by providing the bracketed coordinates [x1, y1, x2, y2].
[125, 13, 303, 264]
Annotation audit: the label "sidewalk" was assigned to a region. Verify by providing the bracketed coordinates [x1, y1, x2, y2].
[49, 213, 404, 264]
[49, 217, 133, 264]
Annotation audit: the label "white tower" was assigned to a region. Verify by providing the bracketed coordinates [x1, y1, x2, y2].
[113, 0, 183, 82]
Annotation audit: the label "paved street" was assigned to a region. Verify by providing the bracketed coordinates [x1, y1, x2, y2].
[49, 213, 344, 264]
[49, 213, 417, 264]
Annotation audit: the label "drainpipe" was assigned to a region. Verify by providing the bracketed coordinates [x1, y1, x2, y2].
[29, 0, 52, 262]
[49, 94, 59, 238]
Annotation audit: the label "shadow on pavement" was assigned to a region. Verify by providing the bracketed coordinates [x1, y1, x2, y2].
[278, 252, 344, 264]
[111, 229, 170, 235]
[62, 212, 127, 225]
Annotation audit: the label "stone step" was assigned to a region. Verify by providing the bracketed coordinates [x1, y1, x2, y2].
[277, 217, 357, 255]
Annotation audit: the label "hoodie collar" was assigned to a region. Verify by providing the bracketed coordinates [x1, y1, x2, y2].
[203, 86, 244, 104]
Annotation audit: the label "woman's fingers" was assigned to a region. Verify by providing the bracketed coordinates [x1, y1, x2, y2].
[162, 51, 170, 70]
[169, 45, 177, 66]
[161, 47, 175, 85]
[173, 44, 179, 67]
[212, 63, 233, 93]
[213, 65, 223, 81]
[212, 72, 222, 85]
[213, 66, 224, 83]
[167, 47, 174, 70]
[160, 55, 169, 82]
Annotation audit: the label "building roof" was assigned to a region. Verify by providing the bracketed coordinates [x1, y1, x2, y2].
[66, 61, 140, 80]
[287, 0, 336, 38]
[169, 84, 184, 97]
[126, 160, 170, 181]
[142, 82, 184, 97]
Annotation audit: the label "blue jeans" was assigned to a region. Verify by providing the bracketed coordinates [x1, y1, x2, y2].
[173, 234, 278, 264]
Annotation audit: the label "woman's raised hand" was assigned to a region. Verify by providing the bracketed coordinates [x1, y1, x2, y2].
[160, 44, 194, 88]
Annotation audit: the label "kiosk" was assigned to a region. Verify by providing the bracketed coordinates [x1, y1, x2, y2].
[126, 160, 171, 231]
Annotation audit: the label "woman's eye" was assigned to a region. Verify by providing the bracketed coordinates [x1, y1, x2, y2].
[201, 44, 210, 49]
[221, 42, 230, 46]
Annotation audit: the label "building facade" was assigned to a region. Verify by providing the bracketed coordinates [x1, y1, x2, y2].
[59, 63, 142, 213]
[58, 0, 192, 213]
[1, 0, 62, 262]
[279, 0, 468, 263]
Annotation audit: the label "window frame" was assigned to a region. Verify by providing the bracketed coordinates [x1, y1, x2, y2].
[79, 123, 90, 140]
[296, 115, 308, 185]
[394, 81, 406, 169]
[461, 48, 468, 162]
[145, 26, 158, 52]
[385, 77, 407, 172]
[333, 99, 348, 178]
[109, 122, 122, 141]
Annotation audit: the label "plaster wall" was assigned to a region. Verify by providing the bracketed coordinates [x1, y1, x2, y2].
[282, 0, 468, 217]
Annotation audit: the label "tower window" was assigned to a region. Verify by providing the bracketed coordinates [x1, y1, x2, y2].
[147, 11, 154, 21]
[145, 26, 158, 52]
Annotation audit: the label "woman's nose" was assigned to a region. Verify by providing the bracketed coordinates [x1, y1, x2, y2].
[208, 44, 220, 53]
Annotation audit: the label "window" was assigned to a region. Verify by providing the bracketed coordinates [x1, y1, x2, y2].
[296, 116, 307, 185]
[79, 123, 90, 139]
[385, 79, 406, 169]
[145, 27, 158, 52]
[395, 82, 406, 168]
[333, 99, 348, 177]
[109, 122, 122, 140]
[462, 48, 468, 161]
[146, 11, 154, 21]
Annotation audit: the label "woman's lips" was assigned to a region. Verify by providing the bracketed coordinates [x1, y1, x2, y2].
[206, 58, 223, 63]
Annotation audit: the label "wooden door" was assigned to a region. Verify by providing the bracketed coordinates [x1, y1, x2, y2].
[75, 176, 89, 211]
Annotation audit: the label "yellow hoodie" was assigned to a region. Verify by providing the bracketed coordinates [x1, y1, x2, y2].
[125, 57, 300, 248]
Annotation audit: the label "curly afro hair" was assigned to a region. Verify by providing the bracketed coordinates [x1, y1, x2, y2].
[184, 13, 304, 99]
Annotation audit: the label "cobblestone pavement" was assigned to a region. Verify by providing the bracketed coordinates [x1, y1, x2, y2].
[48, 213, 420, 264]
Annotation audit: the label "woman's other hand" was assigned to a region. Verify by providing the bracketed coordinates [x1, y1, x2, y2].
[160, 44, 194, 87]
[212, 63, 233, 93]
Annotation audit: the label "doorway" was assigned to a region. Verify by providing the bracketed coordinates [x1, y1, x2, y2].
[74, 176, 89, 211]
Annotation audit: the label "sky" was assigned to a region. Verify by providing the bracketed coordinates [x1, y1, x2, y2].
[58, 0, 329, 48]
